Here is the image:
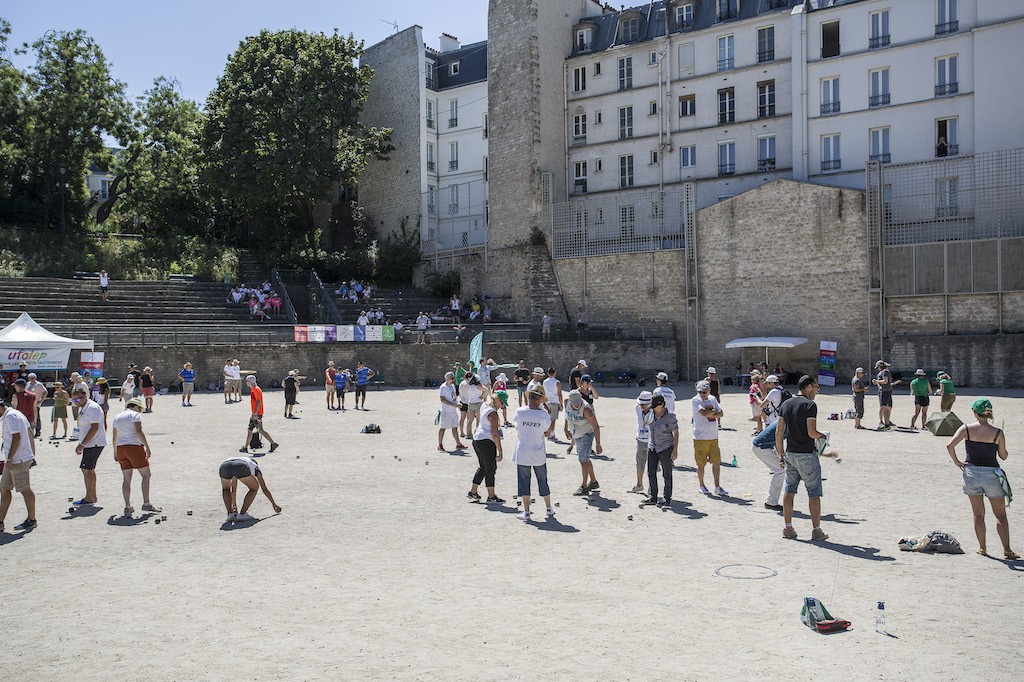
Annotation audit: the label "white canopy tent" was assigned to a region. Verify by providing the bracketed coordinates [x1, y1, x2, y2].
[725, 336, 809, 365]
[0, 312, 94, 371]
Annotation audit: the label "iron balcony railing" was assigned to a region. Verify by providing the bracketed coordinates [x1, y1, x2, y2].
[869, 94, 891, 107]
[758, 158, 776, 172]
[717, 57, 734, 71]
[935, 82, 958, 96]
[718, 163, 735, 176]
[935, 21, 959, 35]
[936, 143, 959, 157]
[869, 35, 890, 48]
[448, 118, 458, 128]
[758, 105, 775, 118]
[821, 101, 841, 115]
[427, 161, 435, 171]
[448, 160, 459, 171]
[821, 159, 842, 171]
[869, 153, 891, 163]
[757, 49, 774, 63]
[718, 111, 735, 124]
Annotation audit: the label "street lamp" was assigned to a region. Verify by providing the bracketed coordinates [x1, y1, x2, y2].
[58, 162, 67, 235]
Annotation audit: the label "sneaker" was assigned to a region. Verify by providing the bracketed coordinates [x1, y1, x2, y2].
[15, 518, 37, 531]
[783, 526, 798, 540]
[764, 503, 784, 511]
[269, 443, 279, 453]
[437, 445, 446, 452]
[141, 503, 161, 512]
[545, 508, 556, 518]
[485, 496, 505, 504]
[226, 513, 237, 522]
[234, 513, 257, 522]
[516, 511, 531, 521]
[698, 485, 710, 495]
[643, 496, 659, 505]
[588, 481, 600, 491]
[657, 497, 667, 506]
[572, 486, 588, 496]
[238, 447, 248, 453]
[811, 528, 829, 541]
[629, 485, 645, 494]
[467, 491, 481, 500]
[714, 486, 729, 496]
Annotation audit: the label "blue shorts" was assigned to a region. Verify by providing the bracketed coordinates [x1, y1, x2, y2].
[962, 465, 1006, 498]
[575, 432, 595, 462]
[784, 451, 823, 497]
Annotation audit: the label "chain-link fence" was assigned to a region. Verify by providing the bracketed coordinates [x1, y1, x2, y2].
[421, 178, 488, 255]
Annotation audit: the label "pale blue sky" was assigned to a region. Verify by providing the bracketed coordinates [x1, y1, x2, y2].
[3, 0, 488, 104]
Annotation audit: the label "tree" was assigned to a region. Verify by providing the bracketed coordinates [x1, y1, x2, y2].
[202, 29, 391, 250]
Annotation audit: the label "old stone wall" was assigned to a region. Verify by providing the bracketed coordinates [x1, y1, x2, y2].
[886, 292, 1024, 336]
[887, 334, 1024, 388]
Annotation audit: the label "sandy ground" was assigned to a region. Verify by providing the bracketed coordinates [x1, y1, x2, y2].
[2, 381, 1022, 681]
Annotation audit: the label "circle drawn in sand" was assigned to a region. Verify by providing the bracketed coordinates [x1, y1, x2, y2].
[714, 564, 778, 580]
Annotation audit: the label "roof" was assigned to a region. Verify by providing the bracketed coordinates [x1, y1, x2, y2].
[0, 312, 94, 350]
[569, 0, 804, 57]
[429, 40, 487, 91]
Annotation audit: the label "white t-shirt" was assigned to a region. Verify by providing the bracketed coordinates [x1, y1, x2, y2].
[512, 407, 549, 467]
[691, 394, 721, 440]
[417, 315, 429, 330]
[542, 377, 561, 404]
[458, 380, 471, 404]
[451, 297, 461, 311]
[542, 314, 552, 327]
[474, 404, 497, 441]
[1, 408, 34, 462]
[394, 322, 404, 332]
[438, 383, 458, 411]
[636, 405, 652, 442]
[223, 364, 233, 380]
[653, 385, 676, 414]
[229, 365, 242, 381]
[77, 400, 107, 447]
[99, 273, 109, 287]
[112, 409, 144, 446]
[765, 387, 784, 424]
[465, 382, 484, 405]
[526, 379, 543, 394]
[357, 315, 369, 326]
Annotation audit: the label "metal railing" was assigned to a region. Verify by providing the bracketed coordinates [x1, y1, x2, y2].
[718, 163, 736, 176]
[821, 159, 842, 171]
[717, 57, 734, 71]
[270, 268, 299, 324]
[757, 159, 776, 172]
[310, 270, 344, 325]
[935, 82, 958, 96]
[43, 323, 298, 347]
[869, 94, 890, 107]
[869, 153, 891, 164]
[935, 21, 959, 35]
[869, 35, 890, 48]
[757, 49, 774, 63]
[820, 101, 841, 115]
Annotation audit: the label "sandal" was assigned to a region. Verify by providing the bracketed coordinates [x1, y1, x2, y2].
[124, 506, 135, 518]
[976, 548, 988, 556]
[141, 503, 162, 512]
[1005, 550, 1021, 560]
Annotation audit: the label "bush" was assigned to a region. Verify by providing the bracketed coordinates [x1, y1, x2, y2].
[425, 269, 460, 298]
[376, 219, 420, 286]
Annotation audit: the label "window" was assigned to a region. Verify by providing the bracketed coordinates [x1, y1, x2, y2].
[619, 106, 633, 139]
[448, 99, 458, 128]
[680, 145, 696, 168]
[718, 141, 735, 176]
[676, 3, 693, 29]
[573, 161, 588, 194]
[427, 186, 436, 214]
[936, 177, 959, 217]
[595, 110, 603, 125]
[620, 205, 636, 239]
[678, 42, 695, 76]
[936, 0, 958, 35]
[718, 88, 735, 124]
[619, 17, 639, 43]
[619, 155, 634, 188]
[869, 126, 891, 163]
[821, 134, 841, 171]
[573, 113, 587, 143]
[576, 27, 593, 51]
[425, 61, 435, 88]
[936, 117, 959, 156]
[483, 113, 488, 139]
[483, 156, 488, 181]
[573, 66, 586, 92]
[618, 57, 633, 90]
[758, 136, 776, 172]
[870, 10, 890, 48]
[649, 100, 658, 116]
[718, 35, 735, 71]
[650, 150, 659, 165]
[758, 80, 775, 118]
[99, 179, 110, 200]
[821, 21, 840, 58]
[595, 158, 603, 173]
[757, 27, 775, 63]
[869, 68, 890, 107]
[718, 0, 738, 20]
[679, 94, 696, 117]
[648, 51, 657, 65]
[821, 77, 840, 115]
[594, 62, 602, 76]
[449, 185, 460, 214]
[449, 142, 459, 171]
[426, 100, 435, 129]
[936, 55, 958, 96]
[449, 61, 460, 76]
[426, 143, 435, 172]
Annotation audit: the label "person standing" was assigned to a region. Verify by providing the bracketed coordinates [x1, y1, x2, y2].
[99, 269, 109, 302]
[512, 385, 556, 521]
[120, 374, 137, 406]
[493, 373, 512, 427]
[909, 369, 932, 430]
[223, 358, 234, 404]
[334, 368, 350, 411]
[542, 367, 563, 441]
[936, 371, 956, 412]
[578, 374, 599, 405]
[776, 375, 831, 541]
[564, 389, 602, 496]
[758, 375, 785, 426]
[0, 398, 37, 532]
[416, 312, 430, 344]
[514, 360, 530, 406]
[95, 377, 111, 428]
[438, 372, 465, 451]
[178, 362, 196, 407]
[218, 457, 282, 523]
[645, 394, 679, 507]
[112, 398, 160, 518]
[749, 371, 765, 434]
[11, 379, 35, 435]
[464, 373, 485, 436]
[541, 312, 552, 340]
[469, 392, 505, 504]
[26, 373, 47, 438]
[751, 420, 785, 511]
[241, 375, 278, 453]
[458, 371, 472, 438]
[946, 398, 1018, 560]
[230, 359, 243, 402]
[871, 360, 895, 430]
[72, 386, 105, 506]
[631, 391, 653, 494]
[692, 380, 727, 496]
[450, 295, 462, 323]
[653, 371, 676, 413]
[50, 381, 69, 440]
[706, 367, 722, 428]
[575, 308, 587, 340]
[140, 366, 155, 413]
[283, 370, 300, 419]
[526, 367, 545, 395]
[325, 361, 338, 411]
[851, 367, 867, 430]
[569, 359, 587, 391]
[353, 361, 374, 410]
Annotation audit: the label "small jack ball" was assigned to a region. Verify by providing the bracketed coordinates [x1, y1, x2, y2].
[68, 507, 76, 513]
[155, 519, 161, 524]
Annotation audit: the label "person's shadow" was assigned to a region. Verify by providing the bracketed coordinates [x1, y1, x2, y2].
[528, 516, 580, 533]
[812, 540, 895, 562]
[221, 517, 264, 530]
[62, 505, 104, 520]
[478, 501, 520, 515]
[106, 512, 157, 527]
[0, 529, 29, 545]
[714, 494, 752, 507]
[661, 500, 709, 520]
[791, 511, 863, 525]
[586, 493, 621, 512]
[589, 454, 615, 461]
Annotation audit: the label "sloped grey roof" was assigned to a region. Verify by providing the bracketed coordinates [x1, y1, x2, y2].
[431, 41, 487, 90]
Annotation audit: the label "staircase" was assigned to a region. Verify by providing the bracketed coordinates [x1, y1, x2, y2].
[237, 249, 266, 284]
[330, 286, 452, 326]
[529, 247, 570, 326]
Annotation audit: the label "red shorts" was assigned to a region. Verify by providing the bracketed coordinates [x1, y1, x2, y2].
[142, 387, 155, 397]
[115, 444, 149, 470]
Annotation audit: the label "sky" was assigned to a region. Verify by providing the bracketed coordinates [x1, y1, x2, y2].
[3, 0, 488, 105]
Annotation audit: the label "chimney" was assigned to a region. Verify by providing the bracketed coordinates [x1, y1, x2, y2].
[439, 33, 460, 52]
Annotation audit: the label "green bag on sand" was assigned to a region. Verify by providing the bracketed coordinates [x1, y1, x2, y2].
[994, 468, 1013, 505]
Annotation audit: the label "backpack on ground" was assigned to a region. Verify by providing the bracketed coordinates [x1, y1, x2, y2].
[250, 430, 263, 449]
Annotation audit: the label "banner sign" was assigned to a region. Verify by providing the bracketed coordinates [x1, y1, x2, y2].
[818, 341, 837, 387]
[307, 325, 326, 343]
[293, 326, 308, 343]
[1, 346, 73, 371]
[365, 325, 383, 342]
[292, 326, 398, 343]
[80, 351, 105, 379]
[469, 332, 483, 368]
[336, 325, 354, 342]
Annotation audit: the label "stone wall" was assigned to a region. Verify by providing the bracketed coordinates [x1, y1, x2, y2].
[358, 27, 424, 242]
[887, 334, 1024, 388]
[886, 292, 1024, 336]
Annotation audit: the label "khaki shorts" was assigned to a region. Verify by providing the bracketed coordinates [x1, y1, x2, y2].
[0, 460, 32, 492]
[326, 383, 336, 395]
[228, 379, 241, 392]
[467, 402, 482, 413]
[693, 439, 722, 466]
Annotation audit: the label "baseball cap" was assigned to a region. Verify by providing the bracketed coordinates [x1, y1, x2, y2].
[578, 359, 588, 367]
[936, 370, 946, 378]
[696, 379, 711, 392]
[971, 398, 993, 415]
[637, 391, 653, 404]
[875, 360, 889, 368]
[127, 397, 145, 409]
[567, 389, 584, 406]
[580, 374, 592, 383]
[497, 373, 508, 382]
[706, 366, 717, 374]
[915, 368, 925, 376]
[766, 375, 779, 383]
[14, 378, 26, 386]
[855, 367, 865, 373]
[656, 371, 669, 381]
[532, 366, 544, 375]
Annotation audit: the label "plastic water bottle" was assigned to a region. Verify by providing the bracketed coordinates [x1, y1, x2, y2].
[731, 454, 738, 467]
[875, 601, 887, 634]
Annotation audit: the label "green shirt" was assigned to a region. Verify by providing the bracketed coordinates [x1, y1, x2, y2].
[940, 378, 955, 395]
[454, 367, 465, 384]
[910, 377, 930, 396]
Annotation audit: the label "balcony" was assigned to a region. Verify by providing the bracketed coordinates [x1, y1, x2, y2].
[869, 153, 891, 163]
[718, 163, 735, 177]
[935, 21, 959, 35]
[936, 143, 959, 157]
[448, 118, 458, 128]
[936, 205, 960, 218]
[717, 57, 734, 72]
[758, 158, 776, 172]
[572, 180, 588, 195]
[758, 105, 775, 119]
[869, 35, 890, 49]
[427, 161, 435, 172]
[448, 204, 460, 215]
[820, 101, 841, 115]
[449, 160, 459, 171]
[869, 94, 890, 107]
[821, 159, 842, 171]
[757, 49, 774, 63]
[426, 117, 435, 129]
[935, 82, 958, 96]
[718, 111, 735, 124]
[426, 76, 435, 89]
[571, 135, 587, 147]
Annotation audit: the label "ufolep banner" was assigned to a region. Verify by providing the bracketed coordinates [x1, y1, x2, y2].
[1, 346, 73, 371]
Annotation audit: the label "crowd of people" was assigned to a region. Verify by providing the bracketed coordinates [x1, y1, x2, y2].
[334, 279, 374, 303]
[228, 279, 284, 321]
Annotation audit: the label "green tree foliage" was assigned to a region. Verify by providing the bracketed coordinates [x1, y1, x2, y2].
[376, 217, 421, 285]
[202, 29, 392, 250]
[0, 19, 26, 201]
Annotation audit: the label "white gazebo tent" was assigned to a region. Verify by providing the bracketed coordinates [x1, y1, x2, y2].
[725, 336, 809, 365]
[0, 313, 94, 372]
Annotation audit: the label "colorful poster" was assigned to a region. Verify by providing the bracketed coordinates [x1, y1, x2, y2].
[818, 341, 837, 387]
[293, 326, 308, 343]
[308, 325, 326, 343]
[325, 326, 337, 342]
[1, 347, 73, 371]
[80, 351, 105, 379]
[335, 325, 354, 342]
[353, 325, 366, 342]
[381, 326, 395, 342]
[365, 325, 383, 342]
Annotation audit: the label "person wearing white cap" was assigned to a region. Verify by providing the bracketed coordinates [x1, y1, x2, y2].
[909, 369, 932, 430]
[758, 375, 787, 426]
[705, 367, 721, 427]
[871, 360, 896, 430]
[851, 368, 867, 430]
[569, 359, 587, 391]
[564, 389, 602, 496]
[653, 372, 676, 414]
[631, 391, 654, 493]
[542, 368, 563, 440]
[437, 372, 465, 451]
[692, 379, 727, 496]
[493, 373, 512, 427]
[513, 385, 557, 521]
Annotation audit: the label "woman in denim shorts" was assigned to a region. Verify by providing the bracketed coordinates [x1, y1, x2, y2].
[946, 398, 1018, 560]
